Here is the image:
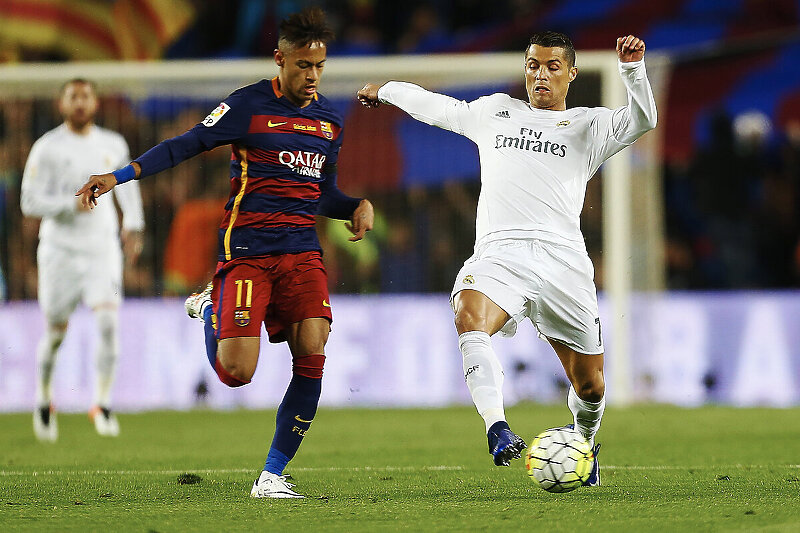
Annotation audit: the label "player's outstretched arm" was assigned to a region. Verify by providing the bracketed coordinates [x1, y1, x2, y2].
[75, 162, 141, 209]
[345, 199, 374, 242]
[616, 35, 645, 62]
[357, 81, 468, 134]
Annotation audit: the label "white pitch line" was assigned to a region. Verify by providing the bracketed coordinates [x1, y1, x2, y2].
[0, 465, 465, 477]
[605, 464, 800, 471]
[2, 464, 799, 477]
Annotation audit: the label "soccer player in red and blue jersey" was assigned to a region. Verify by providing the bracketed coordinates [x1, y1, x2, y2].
[77, 8, 374, 499]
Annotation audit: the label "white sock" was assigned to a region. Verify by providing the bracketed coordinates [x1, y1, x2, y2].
[94, 308, 120, 408]
[567, 385, 605, 446]
[35, 325, 65, 406]
[459, 331, 506, 433]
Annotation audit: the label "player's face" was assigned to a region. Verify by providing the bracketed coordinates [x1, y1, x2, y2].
[524, 45, 577, 111]
[275, 41, 327, 108]
[59, 82, 98, 131]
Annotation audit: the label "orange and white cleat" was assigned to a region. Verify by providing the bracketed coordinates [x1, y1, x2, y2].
[89, 405, 120, 437]
[185, 282, 213, 321]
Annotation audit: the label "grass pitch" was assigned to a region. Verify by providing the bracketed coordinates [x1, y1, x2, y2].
[2, 405, 800, 532]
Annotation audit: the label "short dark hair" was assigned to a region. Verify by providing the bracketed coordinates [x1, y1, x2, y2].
[528, 31, 576, 67]
[60, 78, 96, 96]
[278, 7, 335, 50]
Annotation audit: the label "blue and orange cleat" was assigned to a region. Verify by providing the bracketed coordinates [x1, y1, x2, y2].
[487, 421, 527, 466]
[584, 443, 601, 486]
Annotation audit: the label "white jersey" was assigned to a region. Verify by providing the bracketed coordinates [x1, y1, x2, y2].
[21, 123, 144, 252]
[378, 59, 657, 253]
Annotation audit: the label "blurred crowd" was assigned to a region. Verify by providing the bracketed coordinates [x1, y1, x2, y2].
[166, 0, 544, 59]
[664, 112, 800, 289]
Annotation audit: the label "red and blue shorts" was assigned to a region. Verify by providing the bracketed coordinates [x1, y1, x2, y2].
[211, 251, 332, 343]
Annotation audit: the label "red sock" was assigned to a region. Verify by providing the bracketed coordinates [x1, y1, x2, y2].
[292, 354, 325, 379]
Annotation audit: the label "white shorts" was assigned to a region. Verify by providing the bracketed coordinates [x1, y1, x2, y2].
[451, 239, 603, 354]
[37, 242, 122, 323]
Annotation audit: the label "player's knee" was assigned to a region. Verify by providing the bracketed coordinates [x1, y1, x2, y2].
[44, 322, 68, 348]
[575, 377, 605, 403]
[454, 308, 487, 334]
[292, 338, 326, 358]
[214, 353, 256, 387]
[216, 339, 259, 387]
[214, 358, 253, 388]
[293, 354, 326, 379]
[94, 309, 119, 348]
[94, 307, 118, 331]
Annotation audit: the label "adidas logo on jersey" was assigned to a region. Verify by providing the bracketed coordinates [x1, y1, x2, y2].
[495, 110, 510, 118]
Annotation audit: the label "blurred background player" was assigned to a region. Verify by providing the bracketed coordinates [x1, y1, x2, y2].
[21, 78, 145, 441]
[77, 8, 374, 498]
[358, 32, 657, 482]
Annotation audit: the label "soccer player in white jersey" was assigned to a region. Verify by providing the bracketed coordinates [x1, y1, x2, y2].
[358, 32, 656, 484]
[21, 79, 144, 442]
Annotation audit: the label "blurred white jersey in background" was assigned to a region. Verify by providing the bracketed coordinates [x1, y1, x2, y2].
[21, 123, 144, 252]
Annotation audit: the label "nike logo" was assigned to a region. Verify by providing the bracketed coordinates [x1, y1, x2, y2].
[322, 300, 331, 308]
[295, 415, 313, 423]
[268, 120, 287, 127]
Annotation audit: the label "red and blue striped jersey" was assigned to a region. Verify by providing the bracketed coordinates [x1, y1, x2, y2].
[134, 77, 360, 261]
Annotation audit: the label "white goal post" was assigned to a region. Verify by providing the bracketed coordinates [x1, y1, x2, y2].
[0, 51, 667, 405]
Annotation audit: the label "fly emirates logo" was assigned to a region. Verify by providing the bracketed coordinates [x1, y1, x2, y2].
[278, 150, 326, 178]
[495, 127, 567, 158]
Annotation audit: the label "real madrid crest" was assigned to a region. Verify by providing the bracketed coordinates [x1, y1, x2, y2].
[463, 275, 475, 285]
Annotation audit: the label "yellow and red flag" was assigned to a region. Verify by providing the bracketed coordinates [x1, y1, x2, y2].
[0, 0, 195, 61]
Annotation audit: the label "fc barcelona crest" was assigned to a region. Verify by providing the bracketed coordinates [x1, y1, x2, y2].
[320, 121, 333, 139]
[234, 310, 251, 327]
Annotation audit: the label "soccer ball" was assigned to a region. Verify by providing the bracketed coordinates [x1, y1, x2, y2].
[525, 426, 594, 493]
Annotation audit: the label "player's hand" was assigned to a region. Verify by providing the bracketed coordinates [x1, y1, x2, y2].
[345, 198, 374, 241]
[616, 35, 645, 62]
[121, 229, 144, 265]
[75, 173, 117, 209]
[75, 196, 92, 213]
[357, 83, 382, 108]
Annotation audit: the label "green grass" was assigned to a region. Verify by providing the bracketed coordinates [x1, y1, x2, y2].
[2, 405, 800, 532]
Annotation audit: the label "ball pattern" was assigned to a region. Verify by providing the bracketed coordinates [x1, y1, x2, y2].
[525, 427, 593, 493]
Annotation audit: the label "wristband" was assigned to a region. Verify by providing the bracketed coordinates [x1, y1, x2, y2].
[112, 164, 136, 184]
